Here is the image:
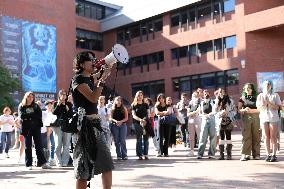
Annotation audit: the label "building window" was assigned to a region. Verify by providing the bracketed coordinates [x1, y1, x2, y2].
[75, 0, 107, 20]
[189, 44, 197, 56]
[171, 13, 180, 27]
[214, 38, 222, 51]
[181, 11, 188, 25]
[154, 19, 163, 32]
[200, 73, 215, 89]
[130, 24, 140, 38]
[198, 41, 213, 54]
[224, 35, 236, 49]
[171, 48, 178, 59]
[76, 28, 103, 51]
[216, 71, 224, 86]
[158, 51, 164, 62]
[132, 80, 165, 100]
[198, 5, 211, 19]
[179, 46, 188, 58]
[191, 75, 200, 90]
[226, 69, 239, 85]
[189, 9, 196, 22]
[224, 0, 235, 13]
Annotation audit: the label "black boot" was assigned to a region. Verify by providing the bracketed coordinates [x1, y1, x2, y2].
[218, 145, 225, 160]
[226, 144, 232, 160]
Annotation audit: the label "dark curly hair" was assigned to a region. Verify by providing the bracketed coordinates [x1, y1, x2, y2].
[73, 51, 96, 74]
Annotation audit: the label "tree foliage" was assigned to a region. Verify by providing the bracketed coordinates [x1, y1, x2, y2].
[0, 62, 20, 111]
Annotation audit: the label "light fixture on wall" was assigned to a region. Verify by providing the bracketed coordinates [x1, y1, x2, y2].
[241, 60, 246, 69]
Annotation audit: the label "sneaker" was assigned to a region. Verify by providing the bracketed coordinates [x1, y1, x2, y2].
[5, 153, 10, 158]
[26, 166, 32, 170]
[208, 155, 215, 159]
[138, 156, 143, 160]
[122, 156, 128, 160]
[117, 157, 122, 161]
[42, 163, 52, 169]
[269, 155, 277, 162]
[197, 155, 202, 159]
[49, 159, 57, 166]
[187, 150, 195, 157]
[253, 156, 260, 160]
[245, 155, 250, 160]
[156, 154, 162, 157]
[144, 156, 149, 160]
[240, 154, 248, 161]
[164, 154, 169, 157]
[265, 155, 271, 162]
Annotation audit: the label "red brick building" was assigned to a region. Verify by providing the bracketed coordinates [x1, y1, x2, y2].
[1, 0, 284, 103]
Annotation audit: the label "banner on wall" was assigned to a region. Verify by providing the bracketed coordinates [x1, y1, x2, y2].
[0, 16, 57, 100]
[256, 72, 284, 92]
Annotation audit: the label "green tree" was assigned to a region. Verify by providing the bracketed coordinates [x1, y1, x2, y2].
[0, 62, 20, 111]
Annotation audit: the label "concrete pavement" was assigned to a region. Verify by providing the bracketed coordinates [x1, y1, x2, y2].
[0, 131, 284, 189]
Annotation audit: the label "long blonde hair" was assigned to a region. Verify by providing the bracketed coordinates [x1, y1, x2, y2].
[131, 91, 144, 106]
[21, 91, 35, 106]
[111, 96, 126, 115]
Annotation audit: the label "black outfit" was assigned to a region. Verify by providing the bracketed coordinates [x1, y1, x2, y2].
[132, 103, 150, 157]
[18, 103, 46, 167]
[157, 104, 171, 156]
[71, 74, 114, 180]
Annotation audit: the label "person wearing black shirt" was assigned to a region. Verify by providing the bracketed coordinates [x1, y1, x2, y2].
[131, 91, 150, 160]
[18, 91, 51, 170]
[239, 83, 260, 161]
[71, 51, 114, 189]
[109, 96, 129, 160]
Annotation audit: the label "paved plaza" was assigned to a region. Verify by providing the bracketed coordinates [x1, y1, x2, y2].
[1, 131, 284, 189]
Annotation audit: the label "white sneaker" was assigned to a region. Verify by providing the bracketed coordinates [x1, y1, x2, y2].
[5, 153, 10, 158]
[42, 163, 52, 169]
[26, 166, 32, 170]
[187, 150, 194, 157]
[49, 159, 57, 166]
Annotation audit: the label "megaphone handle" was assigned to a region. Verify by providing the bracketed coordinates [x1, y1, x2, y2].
[94, 59, 106, 70]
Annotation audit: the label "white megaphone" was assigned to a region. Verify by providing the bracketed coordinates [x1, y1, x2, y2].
[94, 44, 129, 70]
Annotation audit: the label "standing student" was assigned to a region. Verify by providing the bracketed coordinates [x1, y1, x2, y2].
[0, 106, 14, 158]
[110, 96, 129, 160]
[239, 83, 260, 161]
[18, 91, 51, 170]
[256, 80, 281, 162]
[132, 91, 150, 160]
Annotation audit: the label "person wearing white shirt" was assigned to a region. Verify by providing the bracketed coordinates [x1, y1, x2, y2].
[42, 100, 57, 164]
[97, 96, 111, 149]
[256, 80, 282, 162]
[0, 106, 15, 158]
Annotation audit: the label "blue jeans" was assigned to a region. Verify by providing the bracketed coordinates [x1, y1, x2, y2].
[134, 123, 149, 156]
[111, 123, 127, 158]
[0, 132, 12, 153]
[52, 127, 71, 166]
[198, 116, 216, 157]
[49, 131, 55, 159]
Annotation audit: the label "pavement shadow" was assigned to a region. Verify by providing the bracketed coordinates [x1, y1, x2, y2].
[113, 172, 284, 189]
[0, 169, 68, 180]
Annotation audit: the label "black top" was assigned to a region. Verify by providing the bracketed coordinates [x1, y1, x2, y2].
[18, 103, 42, 127]
[71, 74, 97, 115]
[155, 104, 167, 112]
[201, 100, 212, 114]
[52, 102, 73, 119]
[111, 107, 125, 121]
[239, 95, 257, 109]
[132, 103, 149, 124]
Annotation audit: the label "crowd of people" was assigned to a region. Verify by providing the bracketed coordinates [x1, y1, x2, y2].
[0, 50, 283, 188]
